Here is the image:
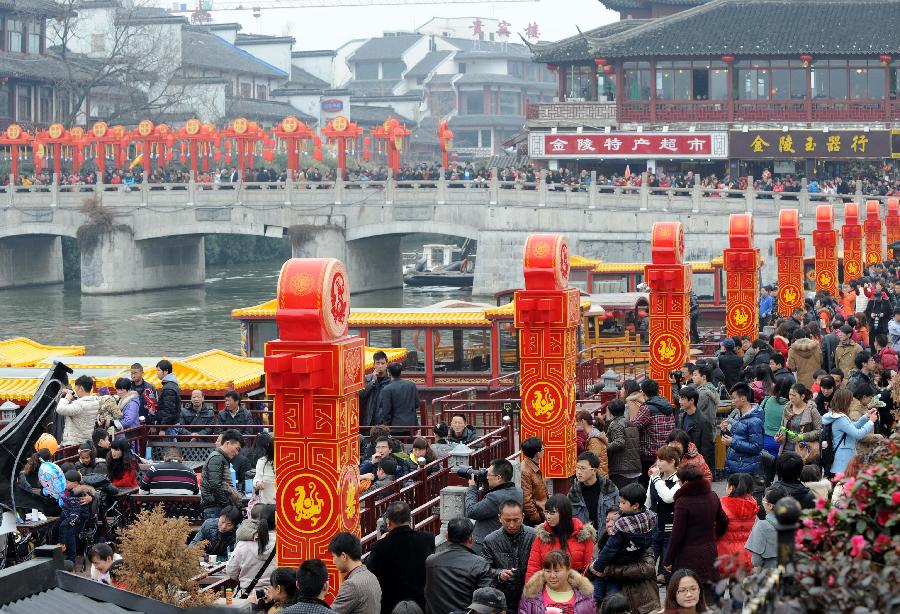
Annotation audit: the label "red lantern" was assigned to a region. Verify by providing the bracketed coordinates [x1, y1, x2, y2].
[721, 54, 735, 64]
[547, 64, 557, 72]
[603, 64, 614, 75]
[594, 57, 607, 67]
[262, 149, 274, 162]
[800, 54, 813, 68]
[313, 146, 323, 162]
[880, 54, 892, 66]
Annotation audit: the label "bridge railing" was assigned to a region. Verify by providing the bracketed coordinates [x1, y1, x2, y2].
[1, 171, 886, 215]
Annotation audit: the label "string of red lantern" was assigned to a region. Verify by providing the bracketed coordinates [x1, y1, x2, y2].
[271, 116, 316, 178]
[370, 118, 410, 177]
[320, 115, 363, 179]
[436, 119, 454, 169]
[0, 124, 33, 179]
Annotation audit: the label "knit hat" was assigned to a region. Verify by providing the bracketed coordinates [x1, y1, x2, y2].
[722, 338, 735, 350]
[467, 588, 507, 614]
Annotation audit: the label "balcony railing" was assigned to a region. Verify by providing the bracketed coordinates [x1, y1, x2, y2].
[619, 98, 896, 124]
[526, 101, 617, 122]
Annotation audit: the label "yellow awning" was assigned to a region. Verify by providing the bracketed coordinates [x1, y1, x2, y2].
[0, 369, 121, 404]
[365, 347, 407, 369]
[231, 299, 278, 320]
[0, 338, 85, 368]
[570, 255, 603, 269]
[485, 298, 592, 320]
[233, 300, 493, 328]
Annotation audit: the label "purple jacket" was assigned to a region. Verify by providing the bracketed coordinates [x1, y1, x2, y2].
[517, 570, 595, 614]
[118, 391, 141, 430]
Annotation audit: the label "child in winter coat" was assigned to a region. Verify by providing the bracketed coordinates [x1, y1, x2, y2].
[57, 469, 95, 563]
[716, 473, 758, 574]
[645, 446, 680, 583]
[745, 485, 784, 572]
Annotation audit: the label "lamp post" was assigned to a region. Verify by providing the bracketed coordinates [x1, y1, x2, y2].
[272, 115, 315, 179]
[321, 116, 363, 180]
[0, 123, 32, 180]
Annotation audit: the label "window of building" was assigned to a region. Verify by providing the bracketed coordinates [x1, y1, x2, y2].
[55, 90, 70, 122]
[431, 90, 456, 116]
[566, 64, 596, 100]
[355, 62, 378, 79]
[709, 65, 729, 99]
[462, 91, 484, 114]
[891, 64, 900, 98]
[509, 61, 523, 79]
[239, 82, 252, 98]
[499, 91, 520, 115]
[91, 33, 106, 53]
[433, 329, 491, 373]
[458, 62, 467, 74]
[16, 85, 32, 121]
[812, 60, 848, 99]
[479, 129, 492, 148]
[655, 61, 692, 100]
[849, 60, 885, 99]
[256, 84, 267, 100]
[454, 130, 478, 147]
[598, 73, 615, 101]
[735, 61, 770, 100]
[622, 61, 650, 100]
[38, 87, 52, 123]
[225, 81, 233, 97]
[382, 60, 405, 79]
[0, 84, 10, 117]
[8, 19, 23, 53]
[27, 20, 41, 54]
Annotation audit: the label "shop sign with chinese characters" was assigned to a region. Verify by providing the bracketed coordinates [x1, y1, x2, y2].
[730, 130, 891, 159]
[529, 131, 728, 159]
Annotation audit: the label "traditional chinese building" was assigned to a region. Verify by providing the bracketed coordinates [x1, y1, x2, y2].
[528, 0, 900, 178]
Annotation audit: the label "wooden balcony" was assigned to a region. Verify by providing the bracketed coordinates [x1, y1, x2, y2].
[619, 97, 898, 124]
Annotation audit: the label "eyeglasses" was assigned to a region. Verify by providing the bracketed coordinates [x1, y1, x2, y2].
[677, 585, 701, 595]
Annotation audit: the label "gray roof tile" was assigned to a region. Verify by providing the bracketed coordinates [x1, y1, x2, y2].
[406, 50, 452, 78]
[532, 19, 651, 63]
[350, 34, 422, 61]
[181, 28, 288, 78]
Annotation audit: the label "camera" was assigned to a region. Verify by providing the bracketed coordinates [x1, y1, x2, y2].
[255, 588, 266, 601]
[669, 370, 684, 383]
[456, 465, 489, 488]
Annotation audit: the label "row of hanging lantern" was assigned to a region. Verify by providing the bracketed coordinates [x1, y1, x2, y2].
[0, 114, 421, 179]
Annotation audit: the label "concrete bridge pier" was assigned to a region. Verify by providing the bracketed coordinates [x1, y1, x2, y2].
[0, 235, 64, 289]
[291, 224, 403, 294]
[80, 229, 206, 295]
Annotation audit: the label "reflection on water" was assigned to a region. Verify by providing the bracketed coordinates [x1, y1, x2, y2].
[0, 261, 474, 356]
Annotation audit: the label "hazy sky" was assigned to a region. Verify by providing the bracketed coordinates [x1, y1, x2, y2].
[198, 0, 616, 50]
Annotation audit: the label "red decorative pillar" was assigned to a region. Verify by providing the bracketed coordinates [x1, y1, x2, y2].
[812, 205, 839, 296]
[842, 202, 864, 281]
[865, 200, 883, 267]
[887, 198, 900, 260]
[264, 258, 363, 601]
[514, 234, 578, 479]
[644, 222, 692, 401]
[775, 209, 805, 316]
[724, 213, 760, 340]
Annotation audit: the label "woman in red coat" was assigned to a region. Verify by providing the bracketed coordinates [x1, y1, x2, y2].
[716, 473, 758, 574]
[526, 494, 596, 581]
[663, 465, 729, 590]
[106, 439, 138, 488]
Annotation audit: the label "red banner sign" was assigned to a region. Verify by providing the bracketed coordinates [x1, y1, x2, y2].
[534, 132, 728, 159]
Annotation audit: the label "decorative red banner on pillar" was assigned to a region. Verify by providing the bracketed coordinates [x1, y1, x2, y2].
[644, 222, 692, 401]
[775, 209, 804, 316]
[886, 198, 900, 260]
[264, 258, 363, 601]
[812, 205, 839, 296]
[842, 202, 864, 282]
[865, 200, 883, 266]
[514, 234, 578, 478]
[724, 213, 760, 340]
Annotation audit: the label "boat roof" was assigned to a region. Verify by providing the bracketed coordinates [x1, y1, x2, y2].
[0, 337, 85, 367]
[593, 259, 723, 274]
[485, 298, 594, 320]
[570, 255, 603, 270]
[1, 346, 406, 404]
[587, 292, 650, 311]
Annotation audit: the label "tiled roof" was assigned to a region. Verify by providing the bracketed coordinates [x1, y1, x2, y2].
[350, 34, 423, 61]
[181, 28, 288, 77]
[0, 52, 92, 82]
[531, 19, 651, 63]
[350, 104, 411, 126]
[347, 79, 400, 97]
[282, 65, 329, 90]
[225, 97, 315, 123]
[570, 255, 603, 269]
[0, 337, 84, 368]
[232, 300, 493, 327]
[235, 33, 295, 45]
[445, 37, 532, 58]
[1, 587, 145, 614]
[601, 0, 710, 9]
[406, 50, 452, 78]
[0, 0, 67, 16]
[592, 0, 900, 58]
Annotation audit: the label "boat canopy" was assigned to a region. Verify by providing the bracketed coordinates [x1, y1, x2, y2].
[0, 337, 85, 368]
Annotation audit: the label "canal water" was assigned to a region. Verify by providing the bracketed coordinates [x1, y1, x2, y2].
[0, 261, 473, 356]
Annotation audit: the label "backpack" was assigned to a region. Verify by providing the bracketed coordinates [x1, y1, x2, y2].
[819, 418, 847, 477]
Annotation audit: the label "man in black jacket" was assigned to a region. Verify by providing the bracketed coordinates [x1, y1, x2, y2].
[480, 500, 535, 613]
[374, 363, 420, 437]
[366, 501, 435, 614]
[676, 386, 716, 472]
[772, 452, 815, 509]
[178, 389, 217, 438]
[199, 429, 243, 519]
[155, 359, 181, 435]
[717, 339, 743, 389]
[359, 351, 390, 428]
[465, 459, 523, 554]
[217, 391, 254, 433]
[425, 518, 492, 614]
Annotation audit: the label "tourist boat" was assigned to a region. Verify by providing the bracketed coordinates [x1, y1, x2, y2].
[402, 243, 475, 287]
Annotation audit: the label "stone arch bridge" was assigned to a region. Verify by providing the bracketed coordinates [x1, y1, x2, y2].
[0, 174, 880, 295]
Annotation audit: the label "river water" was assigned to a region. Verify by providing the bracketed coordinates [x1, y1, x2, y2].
[0, 261, 473, 356]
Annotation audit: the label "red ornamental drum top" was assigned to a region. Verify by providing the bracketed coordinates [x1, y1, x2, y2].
[816, 204, 834, 231]
[523, 234, 570, 291]
[651, 222, 685, 264]
[729, 213, 754, 249]
[779, 208, 799, 238]
[845, 202, 860, 226]
[276, 258, 350, 341]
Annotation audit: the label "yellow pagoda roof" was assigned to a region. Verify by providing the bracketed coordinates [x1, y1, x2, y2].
[0, 338, 85, 368]
[0, 368, 122, 404]
[593, 260, 726, 274]
[485, 298, 592, 320]
[233, 300, 494, 328]
[232, 299, 278, 320]
[145, 350, 266, 392]
[570, 255, 602, 269]
[365, 347, 407, 369]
